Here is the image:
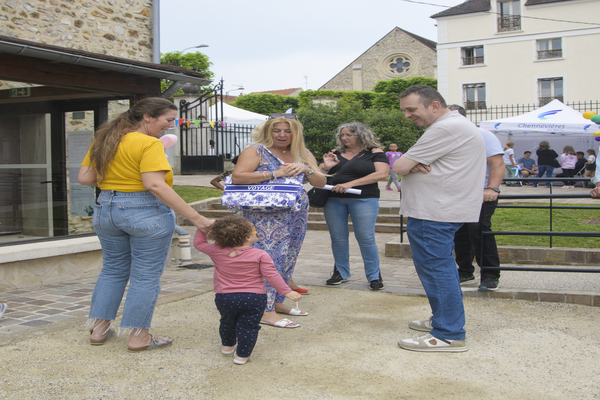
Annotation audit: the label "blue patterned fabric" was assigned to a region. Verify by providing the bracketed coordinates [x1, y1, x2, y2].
[242, 144, 309, 312]
[221, 174, 304, 212]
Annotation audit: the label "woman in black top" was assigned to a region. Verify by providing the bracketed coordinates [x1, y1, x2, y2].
[532, 140, 559, 188]
[320, 123, 389, 290]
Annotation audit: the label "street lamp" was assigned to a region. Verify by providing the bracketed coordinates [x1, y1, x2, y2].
[181, 44, 209, 52]
[226, 86, 245, 96]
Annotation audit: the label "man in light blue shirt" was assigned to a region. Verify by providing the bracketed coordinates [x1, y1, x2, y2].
[517, 151, 537, 179]
[449, 105, 504, 291]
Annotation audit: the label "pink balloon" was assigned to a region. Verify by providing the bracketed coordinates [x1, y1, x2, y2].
[159, 134, 178, 148]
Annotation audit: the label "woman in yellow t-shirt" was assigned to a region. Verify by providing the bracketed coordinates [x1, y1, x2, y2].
[78, 97, 213, 352]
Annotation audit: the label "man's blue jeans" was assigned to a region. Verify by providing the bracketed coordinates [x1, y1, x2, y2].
[322, 197, 381, 282]
[407, 217, 466, 340]
[88, 190, 175, 330]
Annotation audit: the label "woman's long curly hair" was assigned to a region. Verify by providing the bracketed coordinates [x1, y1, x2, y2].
[335, 122, 382, 153]
[208, 215, 254, 248]
[87, 97, 177, 183]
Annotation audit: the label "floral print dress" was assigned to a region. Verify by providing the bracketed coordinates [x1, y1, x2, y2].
[242, 144, 309, 312]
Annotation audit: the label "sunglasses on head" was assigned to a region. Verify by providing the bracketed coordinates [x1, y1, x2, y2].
[269, 113, 297, 119]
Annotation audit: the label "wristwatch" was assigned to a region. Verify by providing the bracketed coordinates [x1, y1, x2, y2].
[485, 187, 501, 193]
[306, 168, 314, 179]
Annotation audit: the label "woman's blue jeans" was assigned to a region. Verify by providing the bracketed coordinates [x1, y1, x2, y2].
[322, 197, 381, 282]
[406, 217, 466, 341]
[88, 190, 175, 330]
[532, 165, 555, 187]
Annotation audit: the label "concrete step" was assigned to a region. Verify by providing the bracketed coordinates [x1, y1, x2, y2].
[308, 220, 401, 233]
[384, 235, 600, 266]
[187, 198, 403, 233]
[308, 212, 403, 225]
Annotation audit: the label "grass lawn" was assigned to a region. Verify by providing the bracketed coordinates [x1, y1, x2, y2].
[173, 185, 222, 203]
[492, 203, 600, 248]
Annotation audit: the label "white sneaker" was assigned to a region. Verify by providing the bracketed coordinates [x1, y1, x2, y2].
[398, 333, 468, 352]
[0, 303, 6, 319]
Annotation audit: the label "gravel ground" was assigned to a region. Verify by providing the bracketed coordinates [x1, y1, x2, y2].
[1, 287, 599, 399]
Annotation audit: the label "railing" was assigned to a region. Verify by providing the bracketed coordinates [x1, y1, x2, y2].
[539, 96, 563, 107]
[220, 123, 255, 159]
[465, 100, 487, 110]
[399, 177, 600, 275]
[462, 56, 484, 66]
[538, 49, 562, 59]
[498, 15, 521, 32]
[466, 100, 600, 125]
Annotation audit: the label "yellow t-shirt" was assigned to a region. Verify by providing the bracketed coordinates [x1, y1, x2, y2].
[82, 131, 173, 192]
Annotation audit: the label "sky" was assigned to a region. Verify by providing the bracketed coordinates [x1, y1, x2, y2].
[160, 0, 464, 95]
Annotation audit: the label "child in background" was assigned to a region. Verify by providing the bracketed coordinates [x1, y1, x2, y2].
[559, 145, 577, 188]
[210, 156, 239, 190]
[584, 149, 597, 185]
[502, 141, 517, 185]
[385, 143, 402, 192]
[194, 215, 302, 365]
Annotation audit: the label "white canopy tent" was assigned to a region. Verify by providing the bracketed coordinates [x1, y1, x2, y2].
[207, 102, 268, 157]
[480, 100, 599, 167]
[208, 101, 268, 126]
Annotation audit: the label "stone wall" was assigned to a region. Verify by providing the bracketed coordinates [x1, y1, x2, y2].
[0, 0, 154, 61]
[320, 27, 437, 92]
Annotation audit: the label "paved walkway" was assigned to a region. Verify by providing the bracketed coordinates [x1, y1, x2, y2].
[2, 175, 599, 338]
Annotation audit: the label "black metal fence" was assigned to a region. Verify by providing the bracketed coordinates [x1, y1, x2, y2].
[219, 123, 255, 159]
[399, 177, 600, 274]
[179, 80, 260, 174]
[179, 81, 224, 174]
[466, 100, 600, 125]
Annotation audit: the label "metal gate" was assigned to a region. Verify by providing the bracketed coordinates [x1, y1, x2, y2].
[179, 80, 225, 174]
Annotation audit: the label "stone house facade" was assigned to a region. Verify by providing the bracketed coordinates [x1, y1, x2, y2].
[320, 27, 437, 92]
[0, 0, 153, 60]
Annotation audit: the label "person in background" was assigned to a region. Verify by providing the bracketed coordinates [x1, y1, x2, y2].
[502, 141, 517, 185]
[393, 86, 486, 352]
[447, 105, 505, 292]
[384, 143, 402, 192]
[532, 141, 559, 188]
[558, 145, 577, 188]
[78, 97, 213, 352]
[194, 215, 302, 364]
[575, 152, 587, 176]
[584, 149, 596, 187]
[321, 123, 389, 290]
[210, 156, 238, 190]
[232, 113, 326, 329]
[517, 151, 537, 182]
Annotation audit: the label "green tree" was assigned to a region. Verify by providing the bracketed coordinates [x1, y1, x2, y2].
[160, 51, 214, 94]
[297, 101, 424, 162]
[233, 93, 300, 115]
[297, 90, 377, 109]
[372, 77, 437, 110]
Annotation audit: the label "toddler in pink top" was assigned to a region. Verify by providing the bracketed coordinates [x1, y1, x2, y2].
[194, 215, 301, 365]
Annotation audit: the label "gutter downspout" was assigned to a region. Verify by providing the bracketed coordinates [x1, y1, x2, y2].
[153, 0, 160, 64]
